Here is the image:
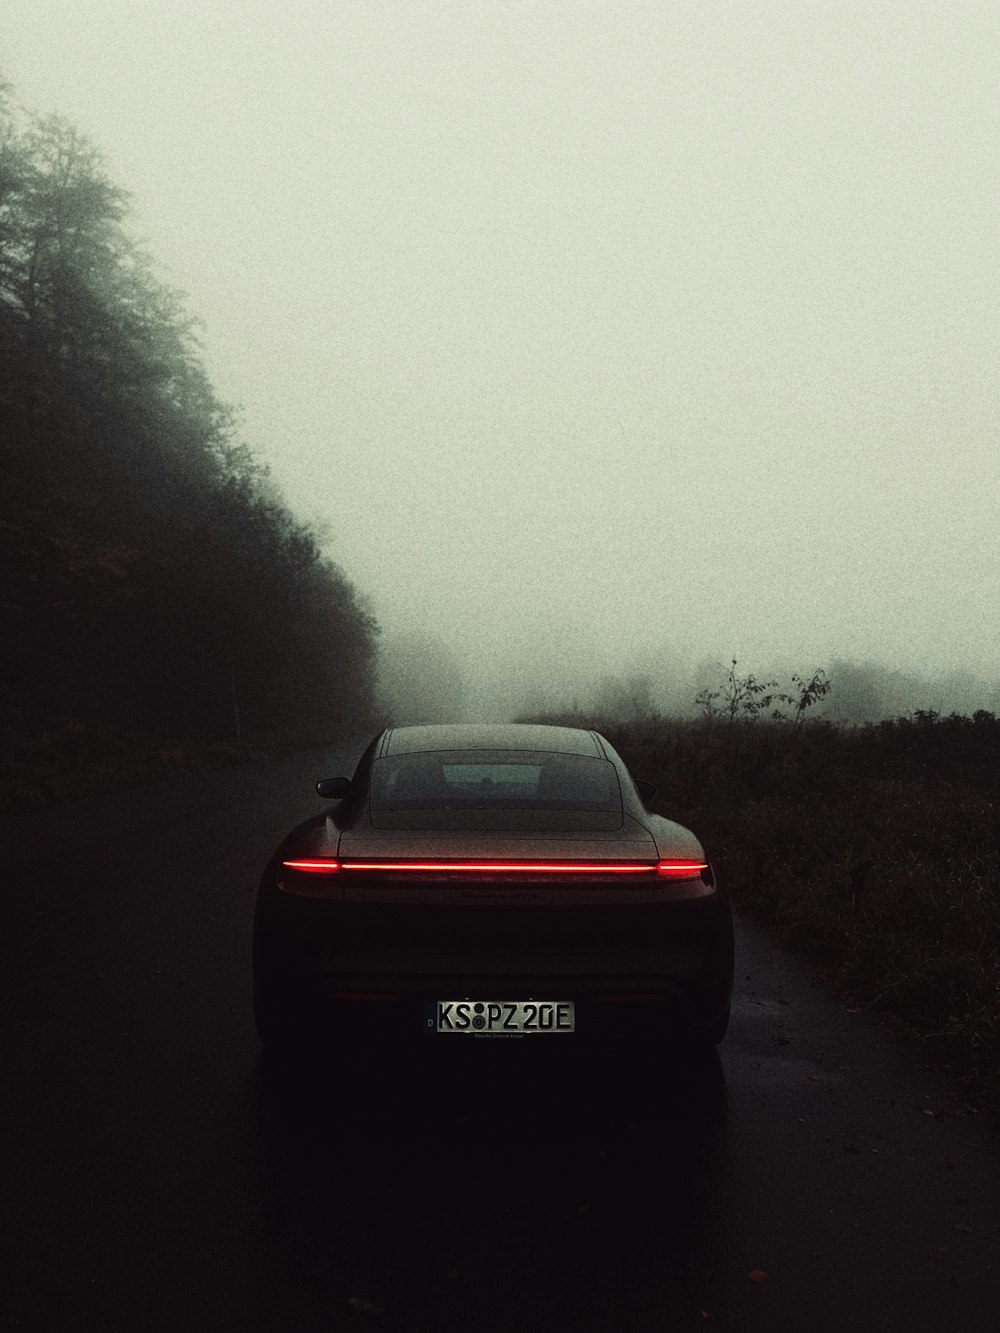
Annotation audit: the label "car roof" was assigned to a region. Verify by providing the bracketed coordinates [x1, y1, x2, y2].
[382, 723, 604, 758]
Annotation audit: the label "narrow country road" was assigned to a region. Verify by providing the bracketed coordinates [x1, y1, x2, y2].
[3, 743, 997, 1331]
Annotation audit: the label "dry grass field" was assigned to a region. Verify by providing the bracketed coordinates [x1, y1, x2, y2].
[528, 709, 1000, 1108]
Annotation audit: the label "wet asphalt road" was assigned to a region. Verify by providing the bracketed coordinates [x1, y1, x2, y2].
[2, 742, 998, 1332]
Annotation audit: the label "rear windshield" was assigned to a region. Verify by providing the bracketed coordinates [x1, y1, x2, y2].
[369, 749, 623, 831]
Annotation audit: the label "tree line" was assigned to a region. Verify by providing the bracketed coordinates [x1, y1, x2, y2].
[0, 78, 379, 772]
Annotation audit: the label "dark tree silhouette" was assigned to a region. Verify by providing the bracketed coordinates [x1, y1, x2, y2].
[0, 82, 379, 798]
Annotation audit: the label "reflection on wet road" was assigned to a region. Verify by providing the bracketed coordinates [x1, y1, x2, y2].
[257, 1044, 728, 1332]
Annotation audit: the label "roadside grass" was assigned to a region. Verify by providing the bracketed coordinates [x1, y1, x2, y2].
[524, 709, 1000, 1111]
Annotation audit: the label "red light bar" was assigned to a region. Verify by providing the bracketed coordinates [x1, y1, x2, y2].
[281, 858, 707, 878]
[339, 860, 659, 875]
[656, 860, 708, 879]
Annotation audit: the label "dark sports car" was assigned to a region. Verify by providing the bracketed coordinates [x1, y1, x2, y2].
[253, 723, 733, 1051]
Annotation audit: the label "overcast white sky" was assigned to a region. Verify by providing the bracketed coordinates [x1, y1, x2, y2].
[4, 1, 999, 715]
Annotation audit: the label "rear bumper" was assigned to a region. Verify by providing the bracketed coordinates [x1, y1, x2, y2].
[259, 985, 731, 1046]
[254, 888, 733, 1045]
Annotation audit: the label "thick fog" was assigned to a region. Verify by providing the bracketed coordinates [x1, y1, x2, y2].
[6, 1, 998, 722]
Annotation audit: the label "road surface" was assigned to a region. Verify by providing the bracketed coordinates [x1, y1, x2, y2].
[3, 742, 997, 1331]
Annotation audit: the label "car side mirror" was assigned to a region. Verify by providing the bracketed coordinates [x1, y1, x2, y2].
[316, 776, 351, 800]
[634, 778, 656, 804]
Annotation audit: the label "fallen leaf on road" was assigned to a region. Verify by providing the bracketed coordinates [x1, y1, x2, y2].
[347, 1297, 384, 1315]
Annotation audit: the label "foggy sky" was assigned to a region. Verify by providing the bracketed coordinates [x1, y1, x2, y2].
[5, 1, 999, 718]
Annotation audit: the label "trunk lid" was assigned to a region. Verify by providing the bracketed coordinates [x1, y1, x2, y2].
[335, 821, 660, 907]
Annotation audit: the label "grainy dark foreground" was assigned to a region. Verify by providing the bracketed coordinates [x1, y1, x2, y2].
[2, 744, 998, 1332]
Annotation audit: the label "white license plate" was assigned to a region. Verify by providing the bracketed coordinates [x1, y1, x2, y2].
[430, 1000, 575, 1036]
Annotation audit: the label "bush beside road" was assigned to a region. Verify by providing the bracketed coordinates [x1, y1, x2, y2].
[526, 709, 1000, 1112]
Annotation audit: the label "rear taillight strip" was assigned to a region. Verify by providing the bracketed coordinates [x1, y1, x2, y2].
[656, 860, 709, 879]
[342, 860, 655, 874]
[282, 858, 708, 877]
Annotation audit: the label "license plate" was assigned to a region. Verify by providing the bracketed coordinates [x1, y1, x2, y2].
[426, 999, 575, 1036]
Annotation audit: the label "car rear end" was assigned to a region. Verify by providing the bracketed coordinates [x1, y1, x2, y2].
[253, 737, 732, 1052]
[256, 859, 732, 1049]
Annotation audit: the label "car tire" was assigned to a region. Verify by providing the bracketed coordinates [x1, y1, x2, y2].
[253, 972, 296, 1048]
